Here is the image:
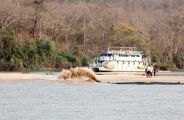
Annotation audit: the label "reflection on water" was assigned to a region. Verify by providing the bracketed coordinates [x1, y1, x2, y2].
[0, 79, 184, 120]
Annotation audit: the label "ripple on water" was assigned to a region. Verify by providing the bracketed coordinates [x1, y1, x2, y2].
[0, 79, 184, 120]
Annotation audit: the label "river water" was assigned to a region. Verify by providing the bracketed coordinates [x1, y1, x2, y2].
[0, 78, 184, 120]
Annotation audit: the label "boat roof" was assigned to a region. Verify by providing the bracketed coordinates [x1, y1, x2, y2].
[106, 47, 143, 55]
[108, 47, 137, 51]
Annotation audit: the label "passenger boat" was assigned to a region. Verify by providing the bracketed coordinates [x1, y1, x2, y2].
[92, 47, 150, 72]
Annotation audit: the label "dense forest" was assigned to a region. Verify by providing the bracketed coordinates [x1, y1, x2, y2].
[0, 0, 184, 71]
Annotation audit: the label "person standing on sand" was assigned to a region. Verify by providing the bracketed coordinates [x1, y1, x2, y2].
[153, 65, 158, 76]
[146, 65, 153, 78]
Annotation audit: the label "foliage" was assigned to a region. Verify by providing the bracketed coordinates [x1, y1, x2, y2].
[110, 22, 148, 52]
[0, 0, 184, 70]
[173, 53, 184, 69]
[159, 65, 168, 71]
[0, 30, 89, 71]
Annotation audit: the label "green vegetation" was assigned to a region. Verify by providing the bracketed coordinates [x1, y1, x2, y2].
[0, 30, 89, 71]
[111, 22, 148, 52]
[0, 0, 184, 71]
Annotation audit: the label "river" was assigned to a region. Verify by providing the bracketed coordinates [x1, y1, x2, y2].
[0, 77, 184, 120]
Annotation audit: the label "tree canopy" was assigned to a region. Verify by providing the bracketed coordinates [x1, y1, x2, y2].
[0, 0, 184, 70]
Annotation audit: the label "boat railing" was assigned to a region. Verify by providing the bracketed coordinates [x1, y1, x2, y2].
[108, 47, 136, 51]
[107, 47, 143, 55]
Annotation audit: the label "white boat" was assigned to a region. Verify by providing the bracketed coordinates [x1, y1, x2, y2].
[92, 47, 150, 72]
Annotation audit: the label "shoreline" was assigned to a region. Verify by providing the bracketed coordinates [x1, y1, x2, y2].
[0, 73, 58, 81]
[98, 74, 184, 83]
[0, 72, 184, 84]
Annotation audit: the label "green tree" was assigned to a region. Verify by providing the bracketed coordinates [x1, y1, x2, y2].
[111, 22, 149, 54]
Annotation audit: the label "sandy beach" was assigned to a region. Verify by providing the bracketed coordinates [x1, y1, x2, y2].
[0, 72, 183, 84]
[98, 74, 184, 83]
[0, 73, 58, 81]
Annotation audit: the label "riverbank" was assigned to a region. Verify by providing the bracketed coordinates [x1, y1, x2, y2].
[0, 72, 184, 84]
[0, 73, 58, 81]
[98, 74, 184, 84]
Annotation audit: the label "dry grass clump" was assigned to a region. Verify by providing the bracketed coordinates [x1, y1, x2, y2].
[60, 67, 100, 82]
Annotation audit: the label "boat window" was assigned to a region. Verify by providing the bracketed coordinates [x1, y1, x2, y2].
[136, 55, 140, 57]
[100, 54, 104, 56]
[119, 54, 129, 57]
[107, 54, 112, 56]
[100, 54, 107, 56]
[131, 55, 135, 57]
[99, 60, 104, 63]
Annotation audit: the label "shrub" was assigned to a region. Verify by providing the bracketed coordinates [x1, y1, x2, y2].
[159, 65, 168, 71]
[0, 30, 91, 71]
[173, 53, 184, 69]
[81, 56, 89, 66]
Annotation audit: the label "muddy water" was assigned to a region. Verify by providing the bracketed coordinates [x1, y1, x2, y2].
[0, 78, 184, 120]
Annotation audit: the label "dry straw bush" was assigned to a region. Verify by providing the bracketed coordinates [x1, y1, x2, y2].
[60, 67, 100, 82]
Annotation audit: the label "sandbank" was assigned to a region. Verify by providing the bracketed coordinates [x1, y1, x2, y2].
[0, 73, 58, 81]
[97, 74, 184, 83]
[0, 72, 183, 84]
